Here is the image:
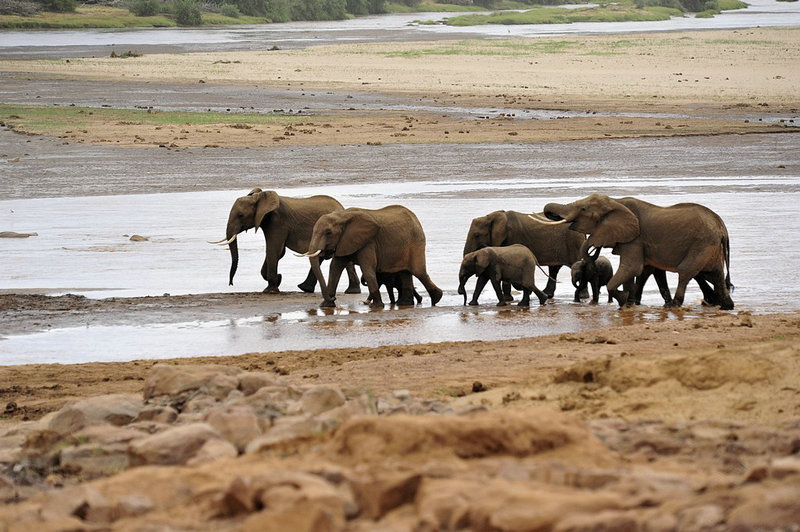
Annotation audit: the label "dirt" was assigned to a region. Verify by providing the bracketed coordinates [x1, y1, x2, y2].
[2, 26, 800, 530]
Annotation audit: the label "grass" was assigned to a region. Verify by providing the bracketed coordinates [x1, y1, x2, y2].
[444, 4, 683, 26]
[0, 5, 264, 29]
[0, 104, 301, 135]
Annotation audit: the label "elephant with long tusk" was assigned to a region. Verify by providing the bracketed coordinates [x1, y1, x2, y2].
[211, 188, 361, 295]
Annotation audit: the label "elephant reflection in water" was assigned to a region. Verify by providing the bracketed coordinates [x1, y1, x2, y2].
[211, 188, 361, 295]
[544, 194, 734, 310]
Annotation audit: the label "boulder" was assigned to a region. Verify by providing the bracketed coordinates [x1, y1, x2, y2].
[300, 385, 346, 416]
[48, 394, 143, 435]
[143, 364, 241, 402]
[128, 423, 225, 466]
[204, 405, 262, 452]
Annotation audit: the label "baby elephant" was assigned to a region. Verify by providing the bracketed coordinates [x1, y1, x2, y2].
[458, 244, 548, 307]
[571, 256, 614, 304]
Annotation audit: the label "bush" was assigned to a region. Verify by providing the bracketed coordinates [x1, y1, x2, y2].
[38, 0, 76, 12]
[128, 0, 161, 16]
[0, 0, 40, 14]
[173, 0, 202, 24]
[219, 2, 239, 15]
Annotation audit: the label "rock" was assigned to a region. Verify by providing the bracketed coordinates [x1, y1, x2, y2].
[48, 394, 143, 435]
[143, 364, 241, 402]
[0, 231, 37, 238]
[204, 405, 262, 452]
[677, 504, 724, 530]
[300, 385, 346, 416]
[128, 234, 149, 242]
[352, 471, 422, 520]
[128, 423, 225, 466]
[60, 443, 129, 477]
[238, 372, 285, 396]
[245, 416, 333, 454]
[728, 484, 800, 529]
[134, 405, 178, 424]
[186, 438, 238, 465]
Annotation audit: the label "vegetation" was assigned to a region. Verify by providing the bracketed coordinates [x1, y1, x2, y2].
[0, 0, 747, 28]
[0, 104, 302, 135]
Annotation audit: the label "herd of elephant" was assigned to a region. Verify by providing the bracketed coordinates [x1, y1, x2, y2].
[209, 188, 734, 311]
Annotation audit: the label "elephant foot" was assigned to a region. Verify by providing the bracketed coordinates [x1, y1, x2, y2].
[517, 300, 530, 307]
[297, 282, 316, 293]
[430, 288, 443, 306]
[319, 299, 336, 308]
[263, 286, 281, 294]
[611, 290, 629, 308]
[468, 300, 479, 306]
[496, 301, 508, 307]
[369, 300, 385, 309]
[396, 296, 415, 307]
[720, 299, 734, 311]
[344, 284, 362, 295]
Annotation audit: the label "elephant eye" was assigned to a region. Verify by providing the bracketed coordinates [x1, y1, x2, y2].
[325, 229, 332, 236]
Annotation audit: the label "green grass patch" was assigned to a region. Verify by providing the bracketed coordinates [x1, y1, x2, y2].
[0, 5, 265, 29]
[445, 4, 682, 25]
[385, 38, 579, 57]
[0, 104, 301, 133]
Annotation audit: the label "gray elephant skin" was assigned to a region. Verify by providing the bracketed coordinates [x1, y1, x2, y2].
[218, 188, 360, 294]
[458, 244, 548, 307]
[304, 205, 443, 308]
[362, 272, 423, 306]
[463, 210, 584, 299]
[544, 193, 733, 309]
[571, 256, 614, 304]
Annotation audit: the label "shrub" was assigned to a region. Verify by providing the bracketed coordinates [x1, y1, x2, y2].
[38, 0, 77, 12]
[173, 0, 202, 24]
[219, 2, 239, 15]
[0, 0, 40, 14]
[128, 0, 161, 16]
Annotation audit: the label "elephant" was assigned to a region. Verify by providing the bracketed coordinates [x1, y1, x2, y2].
[571, 255, 614, 304]
[463, 210, 585, 300]
[300, 205, 443, 308]
[543, 194, 733, 310]
[458, 244, 549, 307]
[211, 188, 360, 294]
[634, 267, 731, 307]
[362, 271, 423, 306]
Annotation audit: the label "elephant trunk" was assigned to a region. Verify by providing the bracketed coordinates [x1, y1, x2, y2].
[457, 276, 468, 306]
[309, 254, 329, 302]
[228, 236, 239, 286]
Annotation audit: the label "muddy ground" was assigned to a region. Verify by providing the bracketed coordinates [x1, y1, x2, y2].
[1, 27, 800, 530]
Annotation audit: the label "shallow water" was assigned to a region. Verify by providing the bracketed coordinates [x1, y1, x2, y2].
[1, 134, 799, 364]
[1, 0, 799, 58]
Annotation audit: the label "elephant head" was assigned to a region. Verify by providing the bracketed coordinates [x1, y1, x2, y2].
[216, 188, 281, 286]
[463, 211, 508, 256]
[457, 248, 497, 305]
[544, 194, 640, 259]
[306, 210, 379, 260]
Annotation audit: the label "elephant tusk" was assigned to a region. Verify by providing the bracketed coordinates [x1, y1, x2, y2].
[294, 249, 322, 258]
[528, 214, 566, 225]
[207, 237, 229, 244]
[213, 234, 237, 246]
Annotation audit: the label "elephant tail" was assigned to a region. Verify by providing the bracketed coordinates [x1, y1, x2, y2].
[723, 234, 734, 293]
[536, 264, 557, 283]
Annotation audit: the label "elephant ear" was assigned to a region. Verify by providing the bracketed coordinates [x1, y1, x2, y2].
[254, 191, 280, 229]
[247, 187, 263, 196]
[488, 211, 508, 246]
[336, 212, 379, 257]
[474, 249, 491, 277]
[588, 199, 640, 248]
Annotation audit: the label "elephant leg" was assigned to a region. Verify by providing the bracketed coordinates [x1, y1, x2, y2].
[694, 273, 718, 305]
[699, 270, 734, 310]
[396, 272, 416, 307]
[517, 288, 531, 307]
[360, 266, 384, 308]
[344, 263, 362, 294]
[413, 288, 423, 304]
[501, 281, 514, 302]
[573, 284, 583, 303]
[607, 259, 641, 308]
[490, 278, 507, 306]
[470, 275, 489, 306]
[261, 246, 283, 293]
[297, 267, 317, 293]
[320, 258, 347, 308]
[544, 266, 562, 299]
[416, 273, 443, 306]
[590, 278, 600, 304]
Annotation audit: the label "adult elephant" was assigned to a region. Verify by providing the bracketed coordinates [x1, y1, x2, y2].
[299, 205, 443, 308]
[211, 188, 360, 294]
[543, 194, 733, 309]
[462, 210, 585, 299]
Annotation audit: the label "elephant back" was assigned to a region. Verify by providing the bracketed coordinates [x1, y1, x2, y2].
[507, 211, 584, 266]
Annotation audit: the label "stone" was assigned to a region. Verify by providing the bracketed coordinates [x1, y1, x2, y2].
[245, 416, 332, 454]
[186, 438, 238, 465]
[204, 405, 262, 452]
[135, 405, 178, 424]
[352, 472, 422, 520]
[48, 394, 143, 435]
[128, 423, 224, 466]
[60, 443, 129, 477]
[143, 364, 241, 401]
[238, 372, 285, 396]
[300, 385, 346, 416]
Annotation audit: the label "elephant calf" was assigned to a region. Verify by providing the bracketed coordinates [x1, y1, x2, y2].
[571, 256, 614, 304]
[362, 271, 423, 306]
[458, 244, 548, 307]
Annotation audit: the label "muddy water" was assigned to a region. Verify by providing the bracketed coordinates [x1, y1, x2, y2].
[1, 133, 799, 364]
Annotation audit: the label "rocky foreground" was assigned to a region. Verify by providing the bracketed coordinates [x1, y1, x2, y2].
[2, 354, 799, 531]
